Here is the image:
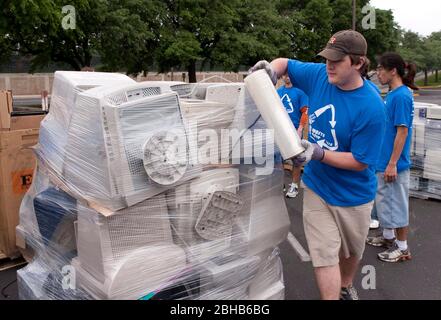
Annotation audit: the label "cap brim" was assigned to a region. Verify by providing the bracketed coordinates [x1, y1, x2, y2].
[317, 48, 346, 62]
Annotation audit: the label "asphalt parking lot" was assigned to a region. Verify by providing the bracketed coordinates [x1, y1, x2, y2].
[415, 88, 441, 104]
[281, 182, 441, 300]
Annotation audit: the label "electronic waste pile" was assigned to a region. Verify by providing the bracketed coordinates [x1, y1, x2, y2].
[410, 102, 441, 200]
[15, 71, 290, 300]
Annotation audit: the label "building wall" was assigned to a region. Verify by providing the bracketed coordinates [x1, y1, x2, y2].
[0, 72, 247, 96]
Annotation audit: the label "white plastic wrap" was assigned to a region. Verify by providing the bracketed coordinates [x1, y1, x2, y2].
[60, 83, 201, 211]
[17, 72, 290, 300]
[410, 102, 441, 199]
[140, 81, 193, 98]
[39, 71, 135, 177]
[244, 70, 304, 160]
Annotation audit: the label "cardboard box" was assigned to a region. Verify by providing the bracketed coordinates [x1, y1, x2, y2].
[0, 128, 39, 258]
[0, 90, 46, 257]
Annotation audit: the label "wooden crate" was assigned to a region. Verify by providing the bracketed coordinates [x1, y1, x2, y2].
[0, 90, 45, 259]
[0, 128, 40, 258]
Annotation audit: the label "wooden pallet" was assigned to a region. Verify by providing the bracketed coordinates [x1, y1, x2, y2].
[0, 251, 27, 272]
[410, 190, 441, 201]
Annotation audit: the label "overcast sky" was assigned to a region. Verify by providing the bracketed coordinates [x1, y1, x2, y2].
[370, 0, 441, 36]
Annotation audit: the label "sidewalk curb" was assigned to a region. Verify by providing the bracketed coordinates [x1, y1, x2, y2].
[380, 92, 421, 97]
[418, 85, 441, 89]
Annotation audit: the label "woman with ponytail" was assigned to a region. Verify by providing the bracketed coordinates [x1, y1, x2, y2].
[366, 52, 416, 263]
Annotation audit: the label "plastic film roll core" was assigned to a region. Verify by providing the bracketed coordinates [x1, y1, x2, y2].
[244, 70, 304, 159]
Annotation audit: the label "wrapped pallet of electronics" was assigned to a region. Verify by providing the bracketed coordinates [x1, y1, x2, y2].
[16, 72, 290, 300]
[409, 102, 441, 200]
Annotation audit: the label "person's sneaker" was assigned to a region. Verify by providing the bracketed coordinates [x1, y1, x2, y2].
[283, 184, 286, 193]
[378, 243, 412, 263]
[369, 219, 379, 229]
[340, 285, 359, 300]
[286, 183, 299, 198]
[366, 236, 395, 248]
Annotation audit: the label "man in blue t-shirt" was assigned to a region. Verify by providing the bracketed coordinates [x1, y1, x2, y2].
[250, 30, 386, 300]
[361, 58, 382, 230]
[366, 52, 416, 263]
[277, 73, 309, 198]
[360, 57, 382, 96]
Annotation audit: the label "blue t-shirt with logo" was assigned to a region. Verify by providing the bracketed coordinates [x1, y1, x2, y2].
[366, 79, 381, 95]
[376, 85, 414, 173]
[277, 86, 309, 128]
[287, 59, 386, 207]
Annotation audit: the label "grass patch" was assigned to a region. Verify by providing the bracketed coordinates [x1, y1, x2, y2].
[416, 71, 441, 87]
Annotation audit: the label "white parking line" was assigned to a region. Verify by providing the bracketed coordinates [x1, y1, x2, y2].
[287, 232, 311, 262]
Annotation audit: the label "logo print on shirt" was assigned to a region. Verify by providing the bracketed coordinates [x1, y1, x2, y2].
[309, 104, 339, 151]
[281, 94, 294, 113]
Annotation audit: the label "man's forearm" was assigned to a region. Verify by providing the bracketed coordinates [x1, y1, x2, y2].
[270, 58, 289, 78]
[388, 127, 408, 165]
[321, 150, 368, 171]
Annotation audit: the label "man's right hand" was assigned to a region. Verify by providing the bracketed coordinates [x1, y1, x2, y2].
[248, 60, 278, 85]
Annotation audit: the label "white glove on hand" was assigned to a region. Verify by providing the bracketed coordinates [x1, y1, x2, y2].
[292, 140, 325, 167]
[248, 60, 278, 85]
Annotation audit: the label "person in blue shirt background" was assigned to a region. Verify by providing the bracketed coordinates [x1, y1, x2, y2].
[366, 52, 418, 263]
[361, 57, 382, 96]
[277, 73, 309, 198]
[250, 30, 386, 300]
[360, 57, 383, 230]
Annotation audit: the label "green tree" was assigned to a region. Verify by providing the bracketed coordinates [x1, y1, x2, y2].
[0, 0, 404, 79]
[98, 0, 166, 75]
[398, 30, 429, 85]
[329, 0, 354, 32]
[0, 0, 164, 73]
[361, 8, 399, 65]
[276, 0, 399, 66]
[328, 1, 399, 67]
[397, 30, 424, 64]
[212, 0, 292, 69]
[426, 31, 441, 82]
[156, 0, 291, 82]
[2, 0, 101, 71]
[281, 0, 334, 61]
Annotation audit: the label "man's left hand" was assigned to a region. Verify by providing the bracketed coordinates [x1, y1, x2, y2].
[291, 140, 325, 167]
[384, 163, 397, 182]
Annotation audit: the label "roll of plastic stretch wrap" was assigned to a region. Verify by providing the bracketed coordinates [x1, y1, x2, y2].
[244, 69, 304, 159]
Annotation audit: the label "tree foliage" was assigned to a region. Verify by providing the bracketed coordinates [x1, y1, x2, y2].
[156, 0, 291, 82]
[2, 0, 101, 71]
[0, 0, 165, 73]
[397, 29, 441, 85]
[0, 0, 416, 81]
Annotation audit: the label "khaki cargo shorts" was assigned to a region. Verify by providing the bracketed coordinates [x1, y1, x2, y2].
[302, 183, 373, 268]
